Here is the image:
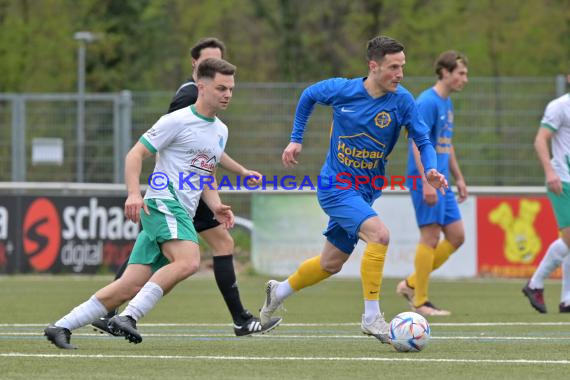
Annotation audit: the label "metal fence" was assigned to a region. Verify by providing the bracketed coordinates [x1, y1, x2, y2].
[0, 76, 567, 186]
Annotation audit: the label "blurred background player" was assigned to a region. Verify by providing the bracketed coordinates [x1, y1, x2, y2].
[522, 70, 570, 314]
[259, 36, 447, 343]
[396, 51, 469, 316]
[45, 58, 236, 349]
[92, 37, 279, 336]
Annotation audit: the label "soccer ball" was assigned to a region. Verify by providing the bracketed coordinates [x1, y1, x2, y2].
[389, 312, 430, 352]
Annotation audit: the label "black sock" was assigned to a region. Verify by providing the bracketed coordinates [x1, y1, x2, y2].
[115, 257, 129, 280]
[213, 255, 247, 323]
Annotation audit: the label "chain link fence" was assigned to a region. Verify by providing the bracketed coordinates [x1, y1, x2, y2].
[1, 76, 566, 188]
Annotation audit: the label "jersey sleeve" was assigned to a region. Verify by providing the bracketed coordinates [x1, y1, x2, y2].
[220, 124, 229, 151]
[290, 78, 347, 143]
[541, 100, 562, 132]
[168, 83, 199, 113]
[139, 115, 180, 154]
[416, 97, 437, 133]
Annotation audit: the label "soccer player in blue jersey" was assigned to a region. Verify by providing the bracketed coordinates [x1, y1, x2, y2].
[396, 51, 469, 316]
[259, 36, 448, 343]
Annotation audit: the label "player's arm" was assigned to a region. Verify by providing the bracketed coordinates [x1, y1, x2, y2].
[284, 78, 345, 168]
[219, 153, 262, 185]
[201, 169, 234, 229]
[449, 145, 467, 203]
[534, 127, 561, 194]
[124, 142, 153, 223]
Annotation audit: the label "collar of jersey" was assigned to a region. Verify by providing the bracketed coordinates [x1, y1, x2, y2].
[190, 105, 215, 122]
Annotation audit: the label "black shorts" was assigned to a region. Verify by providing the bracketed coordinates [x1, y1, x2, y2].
[193, 198, 221, 233]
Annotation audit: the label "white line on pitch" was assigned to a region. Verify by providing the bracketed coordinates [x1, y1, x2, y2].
[2, 332, 569, 341]
[2, 322, 570, 327]
[1, 352, 569, 365]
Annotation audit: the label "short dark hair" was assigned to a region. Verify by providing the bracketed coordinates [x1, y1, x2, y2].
[366, 36, 405, 62]
[435, 51, 468, 79]
[196, 58, 236, 80]
[190, 37, 226, 60]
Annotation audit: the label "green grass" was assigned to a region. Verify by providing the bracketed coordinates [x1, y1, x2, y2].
[0, 275, 569, 379]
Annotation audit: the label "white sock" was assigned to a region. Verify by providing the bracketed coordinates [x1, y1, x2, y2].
[55, 295, 108, 331]
[364, 300, 381, 324]
[529, 239, 570, 289]
[120, 282, 164, 321]
[275, 280, 294, 301]
[561, 254, 570, 306]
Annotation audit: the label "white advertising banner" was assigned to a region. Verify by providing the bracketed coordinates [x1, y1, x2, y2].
[252, 193, 477, 279]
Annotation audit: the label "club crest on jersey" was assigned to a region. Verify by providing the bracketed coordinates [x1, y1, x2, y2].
[218, 135, 224, 148]
[374, 111, 391, 129]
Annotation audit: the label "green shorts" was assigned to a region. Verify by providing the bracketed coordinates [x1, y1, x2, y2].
[547, 181, 570, 229]
[128, 198, 198, 272]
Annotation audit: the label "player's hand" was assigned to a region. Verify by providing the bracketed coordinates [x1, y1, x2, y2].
[456, 178, 468, 203]
[282, 142, 302, 168]
[426, 169, 448, 195]
[213, 203, 234, 229]
[546, 172, 563, 195]
[124, 193, 149, 223]
[243, 169, 263, 187]
[423, 185, 438, 206]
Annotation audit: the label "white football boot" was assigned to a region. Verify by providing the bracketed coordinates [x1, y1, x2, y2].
[361, 313, 390, 344]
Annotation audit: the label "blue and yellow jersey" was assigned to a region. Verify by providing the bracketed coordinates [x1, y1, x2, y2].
[406, 88, 454, 189]
[291, 77, 436, 202]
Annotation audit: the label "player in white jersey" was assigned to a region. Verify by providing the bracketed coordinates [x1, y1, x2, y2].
[523, 72, 570, 313]
[44, 58, 237, 349]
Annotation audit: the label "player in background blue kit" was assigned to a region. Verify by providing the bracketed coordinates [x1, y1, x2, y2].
[259, 36, 448, 343]
[397, 51, 469, 316]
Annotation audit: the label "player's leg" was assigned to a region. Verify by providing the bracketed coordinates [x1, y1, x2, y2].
[398, 190, 440, 311]
[111, 238, 200, 343]
[437, 221, 464, 269]
[259, 239, 345, 325]
[91, 255, 131, 334]
[436, 191, 464, 270]
[561, 241, 570, 312]
[410, 224, 440, 310]
[524, 184, 570, 313]
[358, 215, 391, 343]
[259, 189, 363, 327]
[44, 261, 152, 349]
[108, 199, 199, 343]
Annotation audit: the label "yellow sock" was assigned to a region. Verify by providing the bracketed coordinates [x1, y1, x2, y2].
[406, 239, 457, 288]
[288, 256, 331, 291]
[433, 239, 456, 270]
[360, 242, 388, 301]
[413, 243, 435, 307]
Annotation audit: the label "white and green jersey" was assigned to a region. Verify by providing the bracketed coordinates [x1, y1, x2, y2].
[140, 105, 228, 218]
[541, 93, 570, 182]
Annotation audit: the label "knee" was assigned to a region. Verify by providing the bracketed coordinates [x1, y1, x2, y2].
[448, 232, 465, 249]
[365, 228, 390, 245]
[320, 256, 344, 274]
[321, 260, 343, 274]
[177, 259, 200, 278]
[209, 232, 234, 254]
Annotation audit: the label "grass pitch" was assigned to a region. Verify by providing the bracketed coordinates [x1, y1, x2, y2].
[0, 274, 569, 379]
